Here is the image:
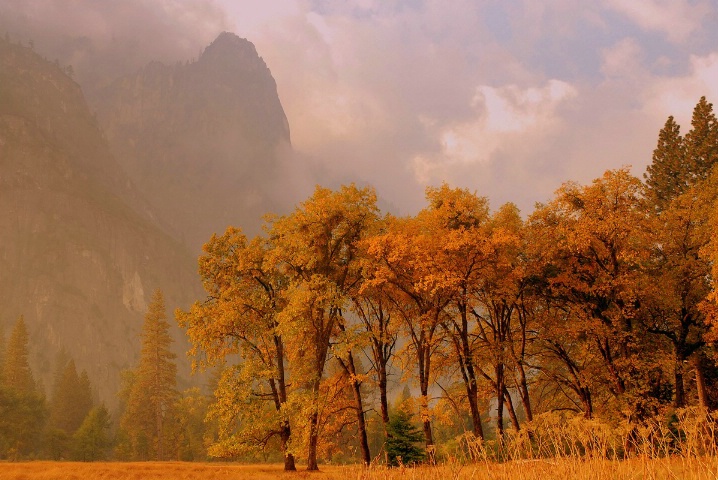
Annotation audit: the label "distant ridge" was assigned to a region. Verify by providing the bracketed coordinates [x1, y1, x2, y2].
[93, 32, 292, 250]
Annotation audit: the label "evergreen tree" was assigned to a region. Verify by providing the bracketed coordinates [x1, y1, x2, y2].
[120, 289, 177, 460]
[0, 323, 6, 386]
[3, 316, 35, 394]
[73, 404, 112, 461]
[0, 317, 45, 459]
[644, 116, 684, 211]
[645, 97, 718, 210]
[683, 96, 718, 181]
[385, 405, 425, 467]
[49, 359, 93, 433]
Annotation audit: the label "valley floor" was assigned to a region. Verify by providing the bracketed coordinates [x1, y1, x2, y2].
[0, 457, 717, 480]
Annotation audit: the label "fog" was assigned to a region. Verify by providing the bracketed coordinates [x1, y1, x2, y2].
[3, 0, 718, 217]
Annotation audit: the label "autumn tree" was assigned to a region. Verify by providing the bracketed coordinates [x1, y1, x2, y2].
[269, 184, 378, 470]
[173, 388, 212, 461]
[178, 229, 297, 470]
[644, 97, 718, 409]
[362, 208, 454, 454]
[529, 169, 656, 419]
[350, 277, 398, 442]
[409, 185, 491, 439]
[120, 289, 177, 460]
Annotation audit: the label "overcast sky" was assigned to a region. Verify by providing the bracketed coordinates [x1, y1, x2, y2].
[4, 0, 718, 215]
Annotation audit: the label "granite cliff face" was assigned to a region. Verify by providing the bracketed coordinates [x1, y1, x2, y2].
[0, 31, 295, 405]
[0, 38, 200, 404]
[93, 32, 292, 250]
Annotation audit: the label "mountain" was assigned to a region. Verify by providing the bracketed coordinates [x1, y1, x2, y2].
[92, 32, 293, 250]
[0, 38, 201, 405]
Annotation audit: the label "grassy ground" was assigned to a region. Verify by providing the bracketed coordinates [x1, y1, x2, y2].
[0, 457, 717, 480]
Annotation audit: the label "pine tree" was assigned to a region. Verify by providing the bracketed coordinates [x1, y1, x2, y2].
[49, 359, 93, 434]
[644, 116, 684, 211]
[120, 289, 177, 460]
[0, 323, 6, 386]
[683, 96, 718, 181]
[73, 404, 112, 461]
[385, 405, 425, 467]
[3, 316, 35, 394]
[645, 97, 718, 211]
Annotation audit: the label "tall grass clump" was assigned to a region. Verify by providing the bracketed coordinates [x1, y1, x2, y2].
[347, 408, 718, 479]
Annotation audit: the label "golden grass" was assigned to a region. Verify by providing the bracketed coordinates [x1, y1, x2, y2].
[0, 457, 716, 480]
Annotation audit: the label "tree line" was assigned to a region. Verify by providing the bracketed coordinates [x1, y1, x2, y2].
[0, 290, 212, 461]
[0, 316, 111, 460]
[1, 97, 716, 467]
[178, 97, 718, 470]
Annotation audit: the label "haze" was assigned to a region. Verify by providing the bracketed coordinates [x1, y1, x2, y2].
[2, 0, 717, 215]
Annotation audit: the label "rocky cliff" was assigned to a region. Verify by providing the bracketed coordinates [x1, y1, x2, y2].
[0, 38, 201, 405]
[93, 32, 292, 250]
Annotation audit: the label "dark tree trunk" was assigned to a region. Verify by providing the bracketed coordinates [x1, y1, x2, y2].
[515, 360, 533, 422]
[307, 409, 320, 471]
[694, 357, 708, 409]
[496, 363, 505, 438]
[280, 424, 296, 471]
[337, 351, 371, 465]
[674, 362, 686, 408]
[503, 387, 520, 431]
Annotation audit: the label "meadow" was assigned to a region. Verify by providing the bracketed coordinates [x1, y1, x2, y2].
[1, 457, 717, 480]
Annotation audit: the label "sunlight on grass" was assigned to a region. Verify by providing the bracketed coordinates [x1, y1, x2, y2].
[1, 457, 717, 480]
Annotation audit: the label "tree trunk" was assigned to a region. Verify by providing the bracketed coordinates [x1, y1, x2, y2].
[674, 361, 686, 408]
[503, 387, 520, 431]
[496, 364, 505, 438]
[693, 357, 708, 409]
[342, 352, 371, 465]
[419, 392, 435, 463]
[580, 387, 593, 419]
[280, 423, 296, 471]
[466, 384, 484, 439]
[379, 362, 390, 431]
[307, 409, 320, 471]
[516, 363, 533, 422]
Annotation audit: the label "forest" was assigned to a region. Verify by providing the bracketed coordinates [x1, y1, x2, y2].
[1, 97, 718, 472]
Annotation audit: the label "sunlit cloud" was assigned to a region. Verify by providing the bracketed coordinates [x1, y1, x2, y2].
[602, 0, 712, 43]
[411, 80, 578, 184]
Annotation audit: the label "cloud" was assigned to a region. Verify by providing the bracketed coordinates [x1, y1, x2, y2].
[603, 0, 712, 43]
[0, 0, 230, 90]
[6, 0, 718, 216]
[411, 79, 578, 183]
[644, 52, 718, 127]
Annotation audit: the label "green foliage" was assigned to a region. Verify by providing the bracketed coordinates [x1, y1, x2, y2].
[3, 316, 35, 394]
[645, 96, 718, 211]
[173, 388, 212, 461]
[73, 404, 112, 461]
[119, 289, 178, 460]
[0, 385, 46, 459]
[386, 407, 425, 466]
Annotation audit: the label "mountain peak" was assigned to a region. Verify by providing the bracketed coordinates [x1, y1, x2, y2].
[199, 31, 265, 72]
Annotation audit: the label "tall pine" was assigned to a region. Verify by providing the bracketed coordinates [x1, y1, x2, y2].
[4, 316, 35, 394]
[645, 97, 718, 210]
[49, 358, 93, 433]
[644, 116, 684, 211]
[0, 323, 5, 386]
[643, 97, 718, 408]
[120, 289, 177, 460]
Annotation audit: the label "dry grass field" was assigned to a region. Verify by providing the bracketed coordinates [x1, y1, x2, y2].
[0, 457, 717, 480]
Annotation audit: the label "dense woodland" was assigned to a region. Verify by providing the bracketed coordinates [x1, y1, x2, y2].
[2, 97, 718, 469]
